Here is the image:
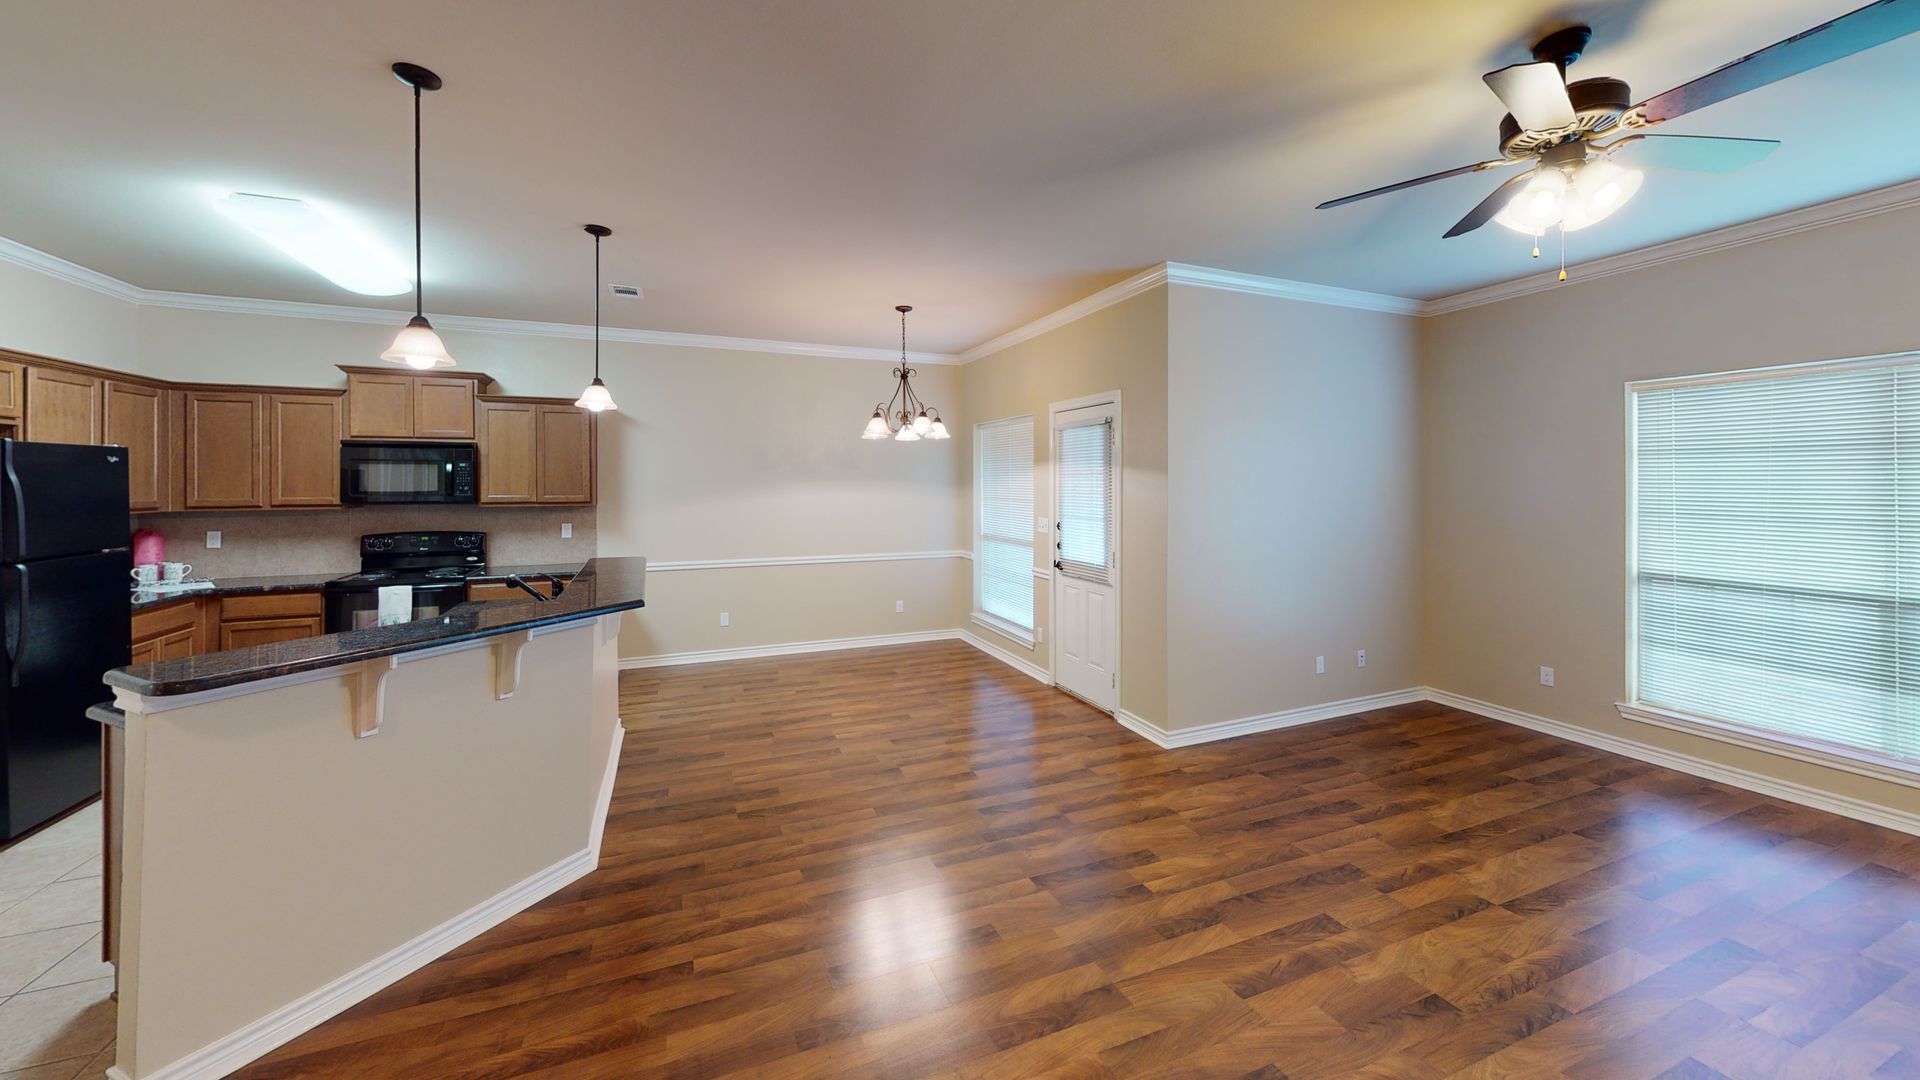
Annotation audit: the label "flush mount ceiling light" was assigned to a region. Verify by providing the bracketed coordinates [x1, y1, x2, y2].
[214, 193, 411, 296]
[574, 225, 618, 413]
[861, 305, 947, 443]
[379, 61, 455, 369]
[1316, 1, 1920, 277]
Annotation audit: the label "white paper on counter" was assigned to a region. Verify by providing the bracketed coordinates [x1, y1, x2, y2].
[376, 584, 414, 626]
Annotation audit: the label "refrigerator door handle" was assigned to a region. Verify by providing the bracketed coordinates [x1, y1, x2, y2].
[4, 450, 25, 559]
[4, 563, 23, 688]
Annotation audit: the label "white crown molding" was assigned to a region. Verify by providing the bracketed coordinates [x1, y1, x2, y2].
[645, 550, 970, 572]
[956, 264, 1170, 364]
[0, 234, 959, 366]
[1419, 176, 1920, 317]
[1163, 263, 1424, 316]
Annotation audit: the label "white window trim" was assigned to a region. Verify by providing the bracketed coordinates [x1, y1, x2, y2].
[1622, 347, 1920, 787]
[971, 610, 1036, 649]
[1616, 701, 1920, 791]
[973, 413, 1036, 635]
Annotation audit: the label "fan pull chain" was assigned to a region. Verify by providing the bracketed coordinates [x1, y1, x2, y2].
[1531, 231, 1541, 260]
[1558, 226, 1567, 282]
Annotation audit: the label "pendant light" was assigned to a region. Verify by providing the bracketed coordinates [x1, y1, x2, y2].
[859, 305, 948, 442]
[379, 62, 455, 370]
[574, 225, 618, 412]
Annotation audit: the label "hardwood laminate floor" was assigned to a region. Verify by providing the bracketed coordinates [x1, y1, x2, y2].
[236, 641, 1920, 1079]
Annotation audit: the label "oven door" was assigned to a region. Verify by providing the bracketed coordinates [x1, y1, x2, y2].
[324, 580, 469, 634]
[340, 442, 477, 505]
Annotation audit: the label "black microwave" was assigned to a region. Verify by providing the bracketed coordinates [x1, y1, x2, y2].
[340, 441, 477, 504]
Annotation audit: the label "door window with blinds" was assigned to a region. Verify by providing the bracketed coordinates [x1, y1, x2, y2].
[1629, 355, 1920, 767]
[975, 415, 1035, 635]
[1055, 418, 1113, 583]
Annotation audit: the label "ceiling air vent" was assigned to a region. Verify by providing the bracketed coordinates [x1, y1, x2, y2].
[607, 284, 643, 299]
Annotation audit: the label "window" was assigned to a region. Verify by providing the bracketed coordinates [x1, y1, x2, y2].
[1628, 355, 1920, 768]
[975, 415, 1034, 637]
[1055, 418, 1113, 582]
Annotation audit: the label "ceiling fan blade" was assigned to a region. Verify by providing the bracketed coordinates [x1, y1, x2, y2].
[1315, 158, 1521, 210]
[1444, 171, 1537, 238]
[1613, 133, 1781, 172]
[1634, 0, 1920, 124]
[1483, 61, 1577, 131]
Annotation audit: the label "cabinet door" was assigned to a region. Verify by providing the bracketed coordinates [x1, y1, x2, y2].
[219, 616, 323, 650]
[183, 391, 267, 509]
[24, 367, 103, 445]
[346, 372, 415, 438]
[154, 627, 197, 660]
[269, 393, 343, 507]
[104, 381, 167, 512]
[414, 377, 475, 439]
[535, 405, 594, 504]
[0, 359, 22, 419]
[129, 637, 159, 667]
[477, 400, 538, 504]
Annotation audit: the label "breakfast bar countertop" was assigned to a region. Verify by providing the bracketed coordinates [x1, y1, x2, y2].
[105, 556, 645, 698]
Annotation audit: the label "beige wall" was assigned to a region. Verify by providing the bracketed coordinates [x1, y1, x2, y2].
[960, 288, 1169, 725]
[0, 258, 139, 371]
[1418, 201, 1920, 815]
[1168, 286, 1419, 730]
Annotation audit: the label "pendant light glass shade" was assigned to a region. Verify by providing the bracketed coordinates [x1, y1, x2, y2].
[893, 422, 921, 442]
[575, 377, 618, 412]
[384, 63, 455, 368]
[927, 416, 950, 440]
[380, 315, 455, 369]
[576, 225, 619, 412]
[861, 408, 890, 439]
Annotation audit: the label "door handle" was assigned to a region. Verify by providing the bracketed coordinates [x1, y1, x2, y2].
[5, 563, 25, 688]
[1053, 560, 1062, 570]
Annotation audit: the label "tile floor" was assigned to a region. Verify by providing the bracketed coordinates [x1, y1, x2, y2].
[0, 804, 115, 1079]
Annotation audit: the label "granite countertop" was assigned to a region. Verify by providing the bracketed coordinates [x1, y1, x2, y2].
[466, 564, 581, 583]
[105, 556, 645, 699]
[131, 572, 342, 611]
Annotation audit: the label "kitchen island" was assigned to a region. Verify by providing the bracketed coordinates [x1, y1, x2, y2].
[93, 556, 644, 1080]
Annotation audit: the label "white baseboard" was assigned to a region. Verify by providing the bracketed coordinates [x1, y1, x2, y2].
[618, 629, 962, 669]
[1425, 688, 1920, 838]
[119, 723, 627, 1080]
[958, 630, 1052, 685]
[1116, 687, 1429, 749]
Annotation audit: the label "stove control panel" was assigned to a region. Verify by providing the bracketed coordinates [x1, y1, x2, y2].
[359, 531, 488, 557]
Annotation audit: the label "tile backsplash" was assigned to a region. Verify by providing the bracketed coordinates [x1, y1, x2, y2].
[132, 507, 597, 578]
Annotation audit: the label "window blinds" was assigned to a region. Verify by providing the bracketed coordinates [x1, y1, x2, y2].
[1631, 358, 1920, 762]
[977, 416, 1034, 630]
[1056, 419, 1113, 584]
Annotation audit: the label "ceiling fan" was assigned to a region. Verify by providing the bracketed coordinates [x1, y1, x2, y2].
[1316, 0, 1920, 254]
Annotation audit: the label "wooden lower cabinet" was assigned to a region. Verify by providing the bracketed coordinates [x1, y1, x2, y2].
[130, 598, 205, 663]
[217, 592, 324, 649]
[466, 577, 564, 602]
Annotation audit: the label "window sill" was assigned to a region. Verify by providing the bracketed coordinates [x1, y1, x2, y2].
[1617, 701, 1920, 792]
[971, 611, 1035, 649]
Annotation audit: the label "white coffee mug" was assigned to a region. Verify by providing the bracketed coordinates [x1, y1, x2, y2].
[161, 561, 192, 582]
[131, 563, 160, 585]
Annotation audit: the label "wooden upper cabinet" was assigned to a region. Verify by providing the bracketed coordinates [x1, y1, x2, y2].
[0, 359, 23, 420]
[183, 391, 267, 509]
[104, 380, 167, 512]
[536, 405, 594, 504]
[476, 400, 538, 504]
[414, 377, 476, 439]
[269, 393, 344, 507]
[24, 366, 103, 445]
[345, 372, 415, 439]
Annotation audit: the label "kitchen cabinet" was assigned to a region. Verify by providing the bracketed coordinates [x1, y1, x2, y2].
[0, 358, 23, 421]
[217, 591, 324, 649]
[24, 366, 102, 445]
[269, 392, 344, 507]
[344, 368, 485, 440]
[466, 577, 566, 602]
[131, 598, 205, 665]
[477, 398, 595, 506]
[104, 380, 168, 512]
[183, 391, 268, 509]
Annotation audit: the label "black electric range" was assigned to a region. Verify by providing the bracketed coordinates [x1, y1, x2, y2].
[322, 531, 487, 633]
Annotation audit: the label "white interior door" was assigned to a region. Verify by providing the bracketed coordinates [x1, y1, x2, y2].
[1052, 399, 1118, 712]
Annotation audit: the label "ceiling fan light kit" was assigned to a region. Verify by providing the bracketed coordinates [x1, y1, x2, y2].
[1317, 0, 1920, 280]
[860, 305, 949, 443]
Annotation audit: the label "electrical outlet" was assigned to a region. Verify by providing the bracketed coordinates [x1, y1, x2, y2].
[1315, 655, 1326, 675]
[719, 612, 730, 627]
[895, 599, 905, 613]
[1540, 665, 1555, 687]
[1357, 649, 1367, 668]
[206, 530, 222, 549]
[561, 522, 572, 539]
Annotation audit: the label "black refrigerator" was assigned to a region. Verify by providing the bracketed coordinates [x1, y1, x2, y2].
[1, 439, 129, 842]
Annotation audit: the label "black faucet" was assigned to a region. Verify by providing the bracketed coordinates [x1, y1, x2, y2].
[500, 575, 552, 602]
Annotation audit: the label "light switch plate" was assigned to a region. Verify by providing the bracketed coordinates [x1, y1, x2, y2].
[1315, 655, 1325, 675]
[561, 523, 572, 539]
[720, 612, 730, 627]
[206, 530, 222, 549]
[1037, 517, 1050, 534]
[1540, 665, 1555, 687]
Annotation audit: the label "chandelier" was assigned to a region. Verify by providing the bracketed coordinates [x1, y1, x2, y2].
[861, 305, 949, 442]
